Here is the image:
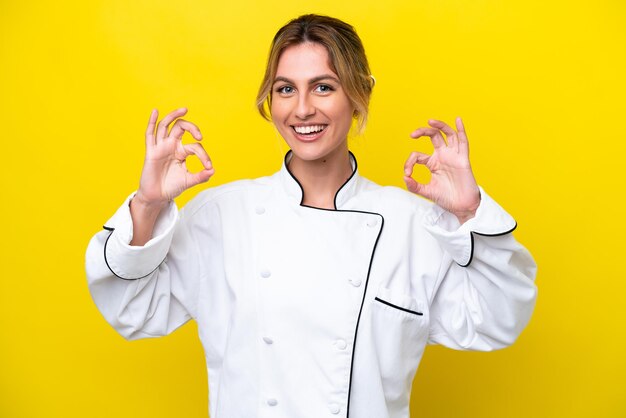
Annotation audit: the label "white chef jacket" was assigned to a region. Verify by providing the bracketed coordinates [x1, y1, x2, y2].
[85, 151, 537, 418]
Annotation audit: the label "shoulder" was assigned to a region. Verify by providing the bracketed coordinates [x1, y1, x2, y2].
[355, 176, 435, 216]
[181, 174, 275, 218]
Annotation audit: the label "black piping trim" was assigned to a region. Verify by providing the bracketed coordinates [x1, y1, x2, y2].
[284, 150, 358, 210]
[459, 222, 518, 268]
[334, 151, 358, 209]
[374, 296, 423, 316]
[345, 214, 383, 418]
[102, 226, 165, 281]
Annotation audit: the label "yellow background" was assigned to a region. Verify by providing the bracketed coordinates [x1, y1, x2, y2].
[1, 0, 624, 416]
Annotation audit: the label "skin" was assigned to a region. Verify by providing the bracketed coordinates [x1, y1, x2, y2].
[404, 117, 481, 224]
[129, 107, 212, 245]
[129, 43, 480, 245]
[270, 42, 355, 209]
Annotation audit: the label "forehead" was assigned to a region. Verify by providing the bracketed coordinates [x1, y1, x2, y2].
[275, 42, 336, 80]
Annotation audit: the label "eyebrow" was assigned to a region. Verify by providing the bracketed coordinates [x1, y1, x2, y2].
[272, 74, 340, 86]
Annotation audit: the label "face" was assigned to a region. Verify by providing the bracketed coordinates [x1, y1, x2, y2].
[270, 42, 355, 162]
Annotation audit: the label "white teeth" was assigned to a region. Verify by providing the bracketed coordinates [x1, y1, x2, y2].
[294, 125, 325, 134]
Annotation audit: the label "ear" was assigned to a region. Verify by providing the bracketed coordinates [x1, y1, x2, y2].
[351, 101, 359, 118]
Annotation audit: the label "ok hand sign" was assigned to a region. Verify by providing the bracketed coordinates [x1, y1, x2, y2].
[135, 108, 214, 208]
[404, 117, 481, 224]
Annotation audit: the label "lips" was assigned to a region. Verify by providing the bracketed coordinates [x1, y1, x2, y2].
[290, 124, 328, 142]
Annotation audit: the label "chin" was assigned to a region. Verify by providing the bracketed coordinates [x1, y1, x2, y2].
[287, 145, 327, 162]
[287, 140, 348, 163]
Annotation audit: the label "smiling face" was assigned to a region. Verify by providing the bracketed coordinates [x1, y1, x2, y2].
[270, 42, 355, 162]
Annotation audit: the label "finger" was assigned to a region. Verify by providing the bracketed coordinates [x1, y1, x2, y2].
[156, 107, 188, 141]
[403, 151, 430, 176]
[169, 119, 203, 141]
[145, 109, 158, 146]
[186, 168, 215, 188]
[182, 142, 215, 188]
[403, 176, 432, 200]
[455, 116, 469, 153]
[410, 127, 446, 148]
[428, 119, 456, 137]
[182, 142, 213, 170]
[455, 117, 468, 143]
[429, 118, 458, 149]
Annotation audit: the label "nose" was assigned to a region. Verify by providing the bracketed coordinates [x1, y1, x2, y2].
[295, 93, 316, 120]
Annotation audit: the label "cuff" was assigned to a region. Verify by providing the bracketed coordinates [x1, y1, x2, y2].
[422, 187, 517, 267]
[102, 192, 178, 280]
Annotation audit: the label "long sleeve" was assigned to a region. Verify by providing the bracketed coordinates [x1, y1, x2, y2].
[85, 193, 205, 340]
[422, 187, 538, 351]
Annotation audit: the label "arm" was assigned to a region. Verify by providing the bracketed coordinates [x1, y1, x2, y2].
[85, 108, 214, 340]
[130, 107, 213, 246]
[86, 196, 190, 340]
[404, 117, 537, 350]
[423, 188, 537, 350]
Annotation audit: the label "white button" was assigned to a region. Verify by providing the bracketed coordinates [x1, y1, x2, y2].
[328, 403, 340, 414]
[349, 278, 362, 287]
[267, 398, 278, 406]
[335, 339, 347, 350]
[367, 218, 378, 227]
[263, 336, 273, 344]
[260, 268, 271, 278]
[255, 206, 265, 215]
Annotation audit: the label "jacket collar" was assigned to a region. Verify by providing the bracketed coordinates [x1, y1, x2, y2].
[279, 150, 360, 210]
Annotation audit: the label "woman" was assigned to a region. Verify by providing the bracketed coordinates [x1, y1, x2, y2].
[86, 14, 537, 418]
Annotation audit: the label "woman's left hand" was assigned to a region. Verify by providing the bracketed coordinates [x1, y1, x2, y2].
[404, 117, 481, 224]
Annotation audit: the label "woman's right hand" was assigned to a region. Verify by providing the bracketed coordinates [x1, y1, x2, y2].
[134, 107, 214, 209]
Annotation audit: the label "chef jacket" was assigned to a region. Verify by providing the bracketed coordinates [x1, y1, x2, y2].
[85, 151, 537, 418]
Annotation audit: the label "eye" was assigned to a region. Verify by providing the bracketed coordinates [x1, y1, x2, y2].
[315, 84, 334, 94]
[276, 85, 295, 95]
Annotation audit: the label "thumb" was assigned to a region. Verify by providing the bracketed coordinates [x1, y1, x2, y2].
[186, 168, 215, 189]
[404, 175, 432, 200]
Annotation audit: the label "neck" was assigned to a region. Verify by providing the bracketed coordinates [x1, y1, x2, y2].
[287, 147, 353, 210]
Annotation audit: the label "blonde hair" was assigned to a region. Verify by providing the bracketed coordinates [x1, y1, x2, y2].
[256, 14, 374, 134]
